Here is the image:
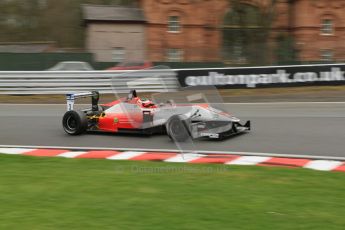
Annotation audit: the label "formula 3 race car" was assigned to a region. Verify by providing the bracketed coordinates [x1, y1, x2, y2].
[62, 90, 250, 141]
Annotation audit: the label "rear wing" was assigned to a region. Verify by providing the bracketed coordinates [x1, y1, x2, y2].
[66, 91, 99, 111]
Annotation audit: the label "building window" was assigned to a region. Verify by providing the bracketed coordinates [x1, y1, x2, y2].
[166, 48, 184, 62]
[320, 50, 333, 62]
[321, 19, 333, 35]
[37, 0, 47, 9]
[112, 47, 125, 62]
[168, 16, 181, 32]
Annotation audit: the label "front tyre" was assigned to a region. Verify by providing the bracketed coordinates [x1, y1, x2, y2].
[166, 115, 191, 142]
[62, 110, 88, 135]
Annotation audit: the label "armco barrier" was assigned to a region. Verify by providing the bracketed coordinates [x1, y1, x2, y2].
[0, 70, 179, 94]
[1, 64, 345, 95]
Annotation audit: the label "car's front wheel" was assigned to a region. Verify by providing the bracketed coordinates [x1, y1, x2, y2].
[62, 110, 88, 135]
[166, 115, 191, 142]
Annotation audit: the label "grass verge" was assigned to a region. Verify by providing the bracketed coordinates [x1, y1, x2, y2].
[0, 154, 344, 230]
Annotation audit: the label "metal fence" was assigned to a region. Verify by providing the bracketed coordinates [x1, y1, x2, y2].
[0, 70, 179, 95]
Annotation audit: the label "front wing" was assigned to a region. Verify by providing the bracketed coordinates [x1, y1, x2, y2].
[190, 120, 251, 139]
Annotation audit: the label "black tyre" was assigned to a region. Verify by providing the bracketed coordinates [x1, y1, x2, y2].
[232, 122, 238, 133]
[166, 115, 191, 142]
[62, 110, 88, 135]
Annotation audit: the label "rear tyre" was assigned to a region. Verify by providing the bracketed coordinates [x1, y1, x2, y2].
[62, 110, 88, 135]
[166, 115, 191, 142]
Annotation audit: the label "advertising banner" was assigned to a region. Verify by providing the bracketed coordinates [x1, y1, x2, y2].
[177, 64, 345, 88]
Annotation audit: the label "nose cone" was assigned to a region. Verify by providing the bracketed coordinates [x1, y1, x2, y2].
[231, 117, 241, 122]
[217, 111, 240, 122]
[222, 115, 240, 122]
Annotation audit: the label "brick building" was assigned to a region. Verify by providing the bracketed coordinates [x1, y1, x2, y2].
[84, 0, 345, 63]
[290, 0, 345, 62]
[83, 5, 146, 62]
[138, 0, 229, 62]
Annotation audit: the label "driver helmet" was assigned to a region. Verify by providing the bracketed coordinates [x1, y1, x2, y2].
[140, 98, 154, 107]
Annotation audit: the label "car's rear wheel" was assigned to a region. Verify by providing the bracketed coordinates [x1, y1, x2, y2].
[166, 115, 191, 142]
[62, 110, 88, 135]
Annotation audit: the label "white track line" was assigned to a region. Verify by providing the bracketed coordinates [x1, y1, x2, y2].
[0, 144, 344, 161]
[226, 156, 271, 165]
[106, 151, 146, 160]
[164, 153, 204, 163]
[303, 160, 343, 171]
[57, 151, 87, 158]
[0, 148, 35, 155]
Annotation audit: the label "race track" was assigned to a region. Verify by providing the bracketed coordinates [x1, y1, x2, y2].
[0, 103, 344, 158]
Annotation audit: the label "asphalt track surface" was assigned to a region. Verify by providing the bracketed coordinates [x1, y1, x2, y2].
[0, 103, 344, 158]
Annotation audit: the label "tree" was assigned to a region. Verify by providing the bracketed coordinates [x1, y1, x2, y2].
[275, 33, 298, 65]
[0, 0, 137, 47]
[222, 0, 278, 65]
[0, 1, 41, 41]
